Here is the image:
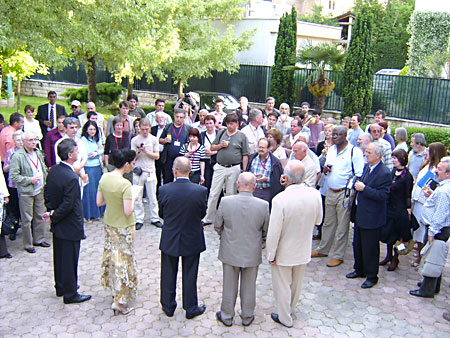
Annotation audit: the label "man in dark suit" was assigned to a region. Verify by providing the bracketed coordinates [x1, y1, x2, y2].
[43, 138, 91, 304]
[346, 142, 391, 289]
[151, 112, 167, 190]
[36, 91, 67, 149]
[158, 156, 208, 319]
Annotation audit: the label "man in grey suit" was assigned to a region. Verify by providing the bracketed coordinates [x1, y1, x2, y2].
[214, 172, 269, 327]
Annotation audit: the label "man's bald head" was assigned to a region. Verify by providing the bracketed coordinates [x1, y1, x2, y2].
[237, 172, 257, 193]
[86, 102, 96, 112]
[173, 156, 191, 177]
[292, 141, 308, 161]
[284, 160, 305, 184]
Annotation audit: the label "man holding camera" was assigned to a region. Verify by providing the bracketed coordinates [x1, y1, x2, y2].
[131, 118, 162, 230]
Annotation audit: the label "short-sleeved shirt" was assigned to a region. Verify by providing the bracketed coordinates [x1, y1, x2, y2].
[213, 130, 249, 166]
[325, 144, 364, 189]
[98, 172, 135, 228]
[130, 134, 159, 171]
[179, 143, 206, 172]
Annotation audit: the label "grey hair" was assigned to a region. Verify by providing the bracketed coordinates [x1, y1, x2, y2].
[279, 103, 290, 111]
[199, 108, 209, 114]
[326, 117, 336, 124]
[360, 132, 373, 142]
[237, 172, 256, 187]
[297, 132, 310, 143]
[248, 109, 262, 122]
[155, 111, 166, 119]
[440, 156, 450, 172]
[12, 130, 23, 141]
[21, 131, 36, 141]
[412, 133, 426, 146]
[63, 117, 80, 128]
[284, 160, 305, 184]
[373, 142, 385, 156]
[395, 127, 408, 142]
[174, 108, 186, 117]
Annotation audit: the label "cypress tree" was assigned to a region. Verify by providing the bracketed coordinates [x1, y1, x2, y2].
[270, 7, 297, 108]
[342, 2, 375, 117]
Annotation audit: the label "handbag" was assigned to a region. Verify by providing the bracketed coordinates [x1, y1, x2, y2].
[1, 205, 17, 236]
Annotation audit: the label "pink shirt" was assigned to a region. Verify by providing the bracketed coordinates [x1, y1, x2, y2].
[0, 126, 16, 162]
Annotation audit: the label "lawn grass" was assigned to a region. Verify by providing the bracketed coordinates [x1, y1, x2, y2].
[0, 95, 115, 122]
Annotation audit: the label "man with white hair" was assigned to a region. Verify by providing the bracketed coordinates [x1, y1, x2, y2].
[357, 133, 373, 162]
[267, 160, 322, 327]
[10, 131, 50, 253]
[241, 109, 265, 154]
[192, 109, 208, 133]
[275, 103, 292, 136]
[291, 141, 318, 188]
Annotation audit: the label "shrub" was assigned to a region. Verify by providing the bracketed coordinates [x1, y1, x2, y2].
[62, 82, 124, 105]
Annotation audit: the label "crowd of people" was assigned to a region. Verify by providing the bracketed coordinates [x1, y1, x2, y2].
[0, 91, 449, 325]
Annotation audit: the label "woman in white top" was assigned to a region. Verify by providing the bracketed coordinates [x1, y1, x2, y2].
[394, 127, 408, 152]
[23, 105, 43, 148]
[410, 142, 447, 266]
[266, 128, 287, 168]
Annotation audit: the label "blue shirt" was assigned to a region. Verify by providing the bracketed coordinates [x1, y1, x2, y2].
[421, 179, 450, 236]
[348, 128, 363, 147]
[80, 136, 104, 167]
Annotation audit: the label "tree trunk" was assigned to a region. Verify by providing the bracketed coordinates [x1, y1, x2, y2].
[16, 79, 21, 112]
[313, 95, 325, 111]
[177, 80, 184, 98]
[127, 77, 133, 98]
[85, 56, 97, 103]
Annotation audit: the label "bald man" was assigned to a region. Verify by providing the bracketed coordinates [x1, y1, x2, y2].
[267, 160, 322, 327]
[291, 141, 319, 188]
[158, 156, 208, 319]
[78, 102, 106, 134]
[214, 173, 269, 327]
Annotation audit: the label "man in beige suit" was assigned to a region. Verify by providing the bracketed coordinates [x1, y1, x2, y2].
[214, 172, 270, 327]
[291, 141, 318, 188]
[267, 160, 323, 327]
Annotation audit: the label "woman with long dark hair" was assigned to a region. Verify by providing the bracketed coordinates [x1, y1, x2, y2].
[80, 121, 104, 222]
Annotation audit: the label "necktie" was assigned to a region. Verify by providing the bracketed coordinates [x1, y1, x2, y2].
[50, 105, 55, 129]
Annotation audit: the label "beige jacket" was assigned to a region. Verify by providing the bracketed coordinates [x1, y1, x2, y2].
[266, 184, 322, 266]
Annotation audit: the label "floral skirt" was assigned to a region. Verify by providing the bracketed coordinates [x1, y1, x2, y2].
[101, 225, 138, 304]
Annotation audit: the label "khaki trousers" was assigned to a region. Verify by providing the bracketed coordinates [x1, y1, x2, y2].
[271, 264, 306, 327]
[19, 190, 47, 249]
[315, 189, 351, 260]
[204, 164, 240, 223]
[220, 263, 258, 322]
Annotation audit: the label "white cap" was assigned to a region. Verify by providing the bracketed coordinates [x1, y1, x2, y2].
[71, 100, 81, 107]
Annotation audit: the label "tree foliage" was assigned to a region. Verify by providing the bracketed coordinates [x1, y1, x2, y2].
[162, 0, 254, 96]
[343, 1, 375, 117]
[407, 11, 450, 77]
[270, 7, 297, 108]
[294, 42, 345, 110]
[371, 0, 414, 72]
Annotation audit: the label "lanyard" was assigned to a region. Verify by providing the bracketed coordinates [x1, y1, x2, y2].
[172, 124, 183, 141]
[189, 143, 198, 166]
[27, 152, 39, 170]
[290, 139, 299, 150]
[114, 136, 121, 150]
[259, 155, 269, 171]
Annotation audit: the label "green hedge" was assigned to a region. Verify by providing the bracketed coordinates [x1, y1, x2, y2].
[62, 82, 123, 106]
[402, 127, 450, 150]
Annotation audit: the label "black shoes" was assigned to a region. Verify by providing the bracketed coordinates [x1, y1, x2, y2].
[25, 247, 36, 254]
[34, 241, 51, 248]
[162, 308, 174, 317]
[216, 311, 232, 327]
[346, 271, 365, 279]
[9, 233, 16, 241]
[201, 221, 212, 227]
[361, 279, 377, 289]
[270, 313, 292, 328]
[186, 305, 206, 319]
[63, 294, 92, 304]
[151, 221, 163, 228]
[135, 223, 144, 230]
[0, 253, 13, 259]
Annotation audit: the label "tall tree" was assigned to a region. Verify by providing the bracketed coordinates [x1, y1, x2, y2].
[371, 0, 414, 72]
[270, 7, 297, 108]
[343, 1, 375, 117]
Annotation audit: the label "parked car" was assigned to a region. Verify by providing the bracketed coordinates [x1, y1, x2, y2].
[188, 91, 239, 113]
[372, 69, 401, 99]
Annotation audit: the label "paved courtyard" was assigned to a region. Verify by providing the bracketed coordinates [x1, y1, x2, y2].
[1, 213, 449, 337]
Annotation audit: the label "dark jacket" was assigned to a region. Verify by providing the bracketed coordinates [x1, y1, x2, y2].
[36, 103, 67, 142]
[44, 162, 84, 241]
[160, 123, 192, 164]
[246, 152, 284, 202]
[158, 178, 207, 256]
[352, 162, 391, 229]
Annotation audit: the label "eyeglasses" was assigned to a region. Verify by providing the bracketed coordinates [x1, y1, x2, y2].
[25, 138, 38, 142]
[371, 130, 381, 134]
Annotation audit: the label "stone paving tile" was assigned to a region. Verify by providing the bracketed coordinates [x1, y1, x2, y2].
[1, 218, 450, 337]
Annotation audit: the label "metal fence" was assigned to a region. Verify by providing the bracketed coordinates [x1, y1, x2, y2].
[31, 63, 450, 124]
